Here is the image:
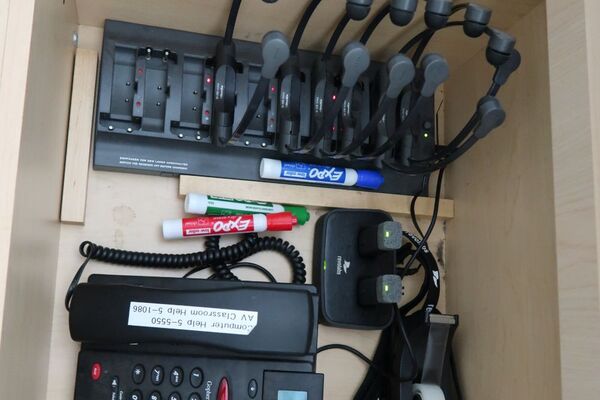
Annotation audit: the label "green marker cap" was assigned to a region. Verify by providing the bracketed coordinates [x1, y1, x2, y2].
[283, 205, 310, 225]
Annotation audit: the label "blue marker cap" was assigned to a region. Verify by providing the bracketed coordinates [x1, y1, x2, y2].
[356, 169, 385, 190]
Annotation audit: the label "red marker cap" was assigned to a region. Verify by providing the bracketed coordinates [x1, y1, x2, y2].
[266, 212, 298, 231]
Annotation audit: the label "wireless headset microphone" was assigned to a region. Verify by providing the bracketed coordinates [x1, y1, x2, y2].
[212, 0, 278, 145]
[212, 40, 238, 145]
[360, 0, 417, 46]
[357, 53, 449, 160]
[492, 49, 521, 89]
[464, 3, 492, 38]
[424, 0, 453, 29]
[337, 88, 365, 152]
[277, 58, 303, 152]
[323, 0, 373, 62]
[332, 54, 415, 158]
[346, 0, 374, 20]
[486, 28, 517, 67]
[371, 4, 519, 174]
[390, 0, 419, 26]
[292, 0, 369, 55]
[224, 31, 290, 144]
[311, 1, 373, 155]
[279, 0, 371, 152]
[384, 96, 507, 174]
[295, 41, 370, 154]
[473, 96, 506, 139]
[444, 48, 520, 147]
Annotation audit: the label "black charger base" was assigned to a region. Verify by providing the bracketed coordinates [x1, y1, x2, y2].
[313, 209, 397, 330]
[94, 20, 436, 196]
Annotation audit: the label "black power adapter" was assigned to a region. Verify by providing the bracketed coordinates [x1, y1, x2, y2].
[313, 209, 402, 330]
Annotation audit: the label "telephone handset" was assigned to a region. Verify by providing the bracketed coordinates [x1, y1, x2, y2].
[68, 274, 324, 400]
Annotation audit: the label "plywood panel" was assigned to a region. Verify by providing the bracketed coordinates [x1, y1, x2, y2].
[0, 0, 78, 399]
[547, 0, 600, 398]
[445, 4, 561, 400]
[47, 168, 446, 400]
[0, 0, 10, 81]
[74, 0, 542, 65]
[61, 48, 98, 224]
[0, 0, 35, 344]
[180, 175, 455, 219]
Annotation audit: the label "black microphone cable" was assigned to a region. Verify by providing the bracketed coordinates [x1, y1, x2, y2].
[290, 0, 322, 55]
[223, 0, 242, 45]
[322, 14, 352, 62]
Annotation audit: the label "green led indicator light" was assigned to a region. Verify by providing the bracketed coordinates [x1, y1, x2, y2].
[423, 132, 430, 138]
[384, 284, 390, 292]
[385, 231, 390, 238]
[323, 260, 327, 271]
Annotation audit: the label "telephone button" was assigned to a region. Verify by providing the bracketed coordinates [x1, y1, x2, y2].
[149, 391, 162, 400]
[168, 393, 181, 400]
[151, 366, 164, 385]
[170, 367, 183, 386]
[91, 362, 102, 381]
[111, 376, 119, 392]
[217, 378, 229, 400]
[190, 368, 203, 388]
[188, 394, 200, 400]
[248, 379, 258, 398]
[129, 390, 142, 400]
[132, 364, 145, 384]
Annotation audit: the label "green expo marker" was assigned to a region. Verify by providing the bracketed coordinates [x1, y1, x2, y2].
[184, 193, 310, 225]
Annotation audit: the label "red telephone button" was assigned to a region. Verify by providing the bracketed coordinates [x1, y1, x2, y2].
[91, 362, 102, 381]
[217, 377, 229, 400]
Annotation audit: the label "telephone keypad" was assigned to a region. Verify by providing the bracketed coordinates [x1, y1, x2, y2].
[74, 349, 319, 400]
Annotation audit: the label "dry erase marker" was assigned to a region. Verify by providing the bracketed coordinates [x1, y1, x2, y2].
[185, 193, 310, 225]
[260, 158, 384, 190]
[163, 212, 298, 239]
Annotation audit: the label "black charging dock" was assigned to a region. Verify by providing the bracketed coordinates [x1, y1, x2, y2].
[94, 20, 437, 195]
[313, 209, 402, 330]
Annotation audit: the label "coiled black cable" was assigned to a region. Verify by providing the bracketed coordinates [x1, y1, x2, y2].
[65, 233, 306, 310]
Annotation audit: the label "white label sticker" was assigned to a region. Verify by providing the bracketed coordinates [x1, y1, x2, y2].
[128, 301, 258, 336]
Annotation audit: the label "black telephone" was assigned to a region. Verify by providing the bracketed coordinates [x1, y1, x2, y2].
[68, 274, 324, 400]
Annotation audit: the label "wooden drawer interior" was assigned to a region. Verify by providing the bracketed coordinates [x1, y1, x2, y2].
[0, 1, 560, 399]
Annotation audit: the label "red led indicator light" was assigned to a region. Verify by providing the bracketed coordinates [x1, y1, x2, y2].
[137, 68, 144, 75]
[271, 86, 276, 93]
[204, 110, 210, 117]
[331, 126, 337, 132]
[136, 101, 142, 107]
[332, 95, 337, 101]
[91, 363, 102, 381]
[206, 77, 212, 84]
